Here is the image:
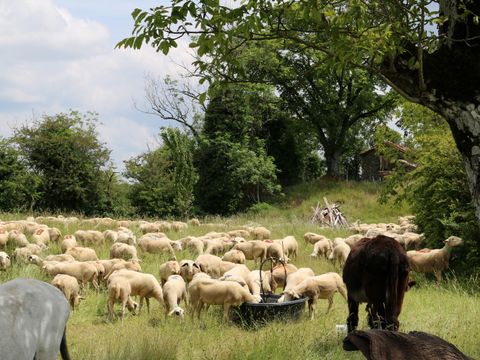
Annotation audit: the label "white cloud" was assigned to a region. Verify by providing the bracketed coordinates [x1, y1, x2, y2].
[0, 0, 195, 171]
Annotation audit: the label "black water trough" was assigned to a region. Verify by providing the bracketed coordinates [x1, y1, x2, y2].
[230, 294, 308, 328]
[230, 257, 308, 328]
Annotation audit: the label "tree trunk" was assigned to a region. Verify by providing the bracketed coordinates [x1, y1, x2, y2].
[324, 147, 343, 177]
[441, 103, 480, 221]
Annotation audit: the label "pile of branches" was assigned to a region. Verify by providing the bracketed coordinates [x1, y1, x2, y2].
[311, 197, 349, 228]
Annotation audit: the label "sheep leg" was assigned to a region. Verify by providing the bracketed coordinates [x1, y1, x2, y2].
[107, 298, 115, 321]
[146, 297, 150, 314]
[326, 296, 333, 314]
[223, 304, 231, 322]
[434, 270, 442, 284]
[308, 299, 315, 320]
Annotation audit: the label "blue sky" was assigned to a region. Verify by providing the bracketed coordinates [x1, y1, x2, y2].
[0, 0, 193, 172]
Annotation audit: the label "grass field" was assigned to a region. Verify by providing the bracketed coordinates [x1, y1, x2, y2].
[1, 180, 479, 359]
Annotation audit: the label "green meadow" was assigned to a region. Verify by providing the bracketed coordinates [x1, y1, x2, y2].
[1, 180, 478, 359]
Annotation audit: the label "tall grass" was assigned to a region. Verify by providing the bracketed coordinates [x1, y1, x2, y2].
[1, 180, 478, 359]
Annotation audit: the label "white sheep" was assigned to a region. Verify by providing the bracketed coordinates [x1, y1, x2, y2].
[103, 259, 142, 281]
[344, 234, 364, 248]
[271, 263, 298, 291]
[159, 260, 181, 285]
[51, 274, 83, 311]
[107, 276, 139, 321]
[222, 249, 246, 264]
[0, 251, 11, 270]
[188, 278, 255, 321]
[116, 230, 137, 246]
[8, 230, 29, 247]
[265, 241, 288, 262]
[407, 236, 463, 283]
[228, 229, 250, 238]
[186, 237, 204, 255]
[251, 226, 271, 240]
[281, 272, 347, 319]
[0, 228, 8, 249]
[188, 218, 201, 227]
[179, 259, 201, 284]
[31, 227, 50, 245]
[163, 274, 187, 319]
[61, 235, 77, 253]
[12, 244, 44, 263]
[247, 270, 276, 299]
[219, 264, 257, 297]
[45, 254, 75, 262]
[109, 242, 138, 261]
[304, 232, 328, 245]
[65, 246, 98, 261]
[138, 236, 176, 258]
[310, 238, 333, 258]
[274, 236, 298, 259]
[402, 232, 425, 250]
[278, 268, 315, 302]
[106, 269, 164, 314]
[328, 239, 351, 267]
[232, 240, 267, 266]
[42, 261, 99, 291]
[195, 254, 237, 279]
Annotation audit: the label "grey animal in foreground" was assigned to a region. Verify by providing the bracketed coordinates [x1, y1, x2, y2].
[343, 329, 472, 360]
[0, 278, 70, 360]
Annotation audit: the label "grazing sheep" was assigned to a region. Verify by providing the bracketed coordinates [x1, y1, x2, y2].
[271, 263, 298, 291]
[0, 251, 11, 270]
[228, 229, 250, 238]
[61, 235, 77, 253]
[186, 237, 204, 255]
[274, 236, 298, 259]
[109, 242, 138, 261]
[107, 276, 139, 321]
[195, 254, 237, 279]
[106, 269, 164, 314]
[251, 226, 271, 240]
[220, 264, 257, 297]
[139, 222, 159, 234]
[103, 259, 142, 281]
[265, 241, 288, 262]
[159, 260, 181, 285]
[188, 218, 201, 227]
[329, 239, 351, 266]
[97, 258, 124, 277]
[310, 238, 333, 258]
[13, 244, 44, 263]
[163, 274, 187, 319]
[402, 232, 425, 250]
[51, 274, 83, 311]
[304, 232, 328, 245]
[138, 236, 176, 258]
[278, 268, 315, 302]
[248, 270, 277, 299]
[42, 261, 99, 291]
[179, 259, 201, 284]
[8, 230, 29, 247]
[48, 227, 62, 242]
[407, 236, 464, 283]
[344, 234, 364, 248]
[74, 230, 104, 246]
[171, 221, 188, 231]
[116, 230, 137, 246]
[222, 249, 246, 264]
[103, 230, 118, 243]
[31, 227, 50, 245]
[45, 254, 76, 262]
[281, 272, 347, 319]
[65, 246, 98, 261]
[204, 238, 226, 255]
[232, 240, 267, 266]
[0, 228, 8, 249]
[188, 278, 255, 321]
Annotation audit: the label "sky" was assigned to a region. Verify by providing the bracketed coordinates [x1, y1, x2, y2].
[0, 0, 194, 172]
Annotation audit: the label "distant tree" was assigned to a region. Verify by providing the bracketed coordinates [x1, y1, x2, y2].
[124, 128, 197, 218]
[195, 83, 281, 214]
[13, 111, 113, 214]
[0, 139, 40, 212]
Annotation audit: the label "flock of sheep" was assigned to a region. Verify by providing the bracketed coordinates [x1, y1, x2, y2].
[0, 214, 463, 326]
